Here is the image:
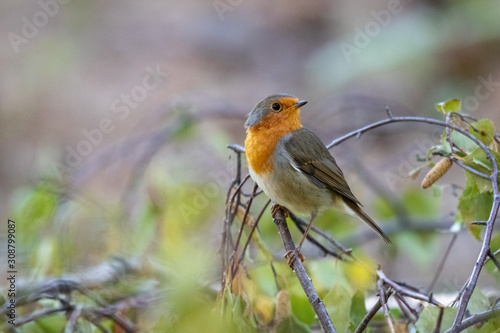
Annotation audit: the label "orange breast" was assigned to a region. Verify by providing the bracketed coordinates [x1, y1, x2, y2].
[245, 130, 276, 175]
[244, 111, 302, 175]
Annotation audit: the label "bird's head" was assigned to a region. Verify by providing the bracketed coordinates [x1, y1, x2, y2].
[245, 94, 307, 131]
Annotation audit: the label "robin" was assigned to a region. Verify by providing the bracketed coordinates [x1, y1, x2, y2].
[244, 93, 391, 266]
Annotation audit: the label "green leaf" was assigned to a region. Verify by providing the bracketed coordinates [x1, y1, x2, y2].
[222, 291, 256, 333]
[350, 290, 367, 331]
[11, 185, 58, 233]
[476, 320, 500, 333]
[468, 288, 490, 315]
[435, 99, 461, 114]
[440, 129, 478, 155]
[253, 265, 279, 297]
[308, 259, 344, 291]
[290, 291, 316, 325]
[402, 188, 439, 219]
[462, 148, 500, 193]
[324, 284, 352, 333]
[415, 306, 457, 333]
[439, 130, 453, 155]
[276, 316, 311, 333]
[469, 119, 495, 146]
[458, 171, 493, 240]
[23, 313, 67, 333]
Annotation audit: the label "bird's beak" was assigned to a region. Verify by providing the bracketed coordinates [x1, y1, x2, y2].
[295, 100, 308, 108]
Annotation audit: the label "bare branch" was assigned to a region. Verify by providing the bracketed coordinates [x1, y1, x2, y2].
[443, 306, 500, 333]
[227, 144, 245, 154]
[230, 183, 258, 277]
[487, 249, 500, 273]
[377, 269, 443, 307]
[65, 305, 83, 333]
[272, 207, 337, 333]
[14, 307, 66, 326]
[385, 106, 393, 119]
[449, 156, 490, 179]
[434, 307, 444, 333]
[354, 291, 393, 333]
[394, 295, 418, 323]
[237, 199, 271, 267]
[378, 279, 395, 333]
[288, 211, 352, 259]
[427, 232, 458, 293]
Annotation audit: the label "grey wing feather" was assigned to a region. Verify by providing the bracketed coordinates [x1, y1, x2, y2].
[283, 128, 361, 205]
[284, 128, 391, 244]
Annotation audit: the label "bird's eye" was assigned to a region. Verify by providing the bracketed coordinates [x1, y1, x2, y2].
[271, 103, 281, 111]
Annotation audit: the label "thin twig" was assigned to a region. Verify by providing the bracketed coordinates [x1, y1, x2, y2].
[385, 106, 393, 119]
[377, 279, 395, 333]
[427, 232, 458, 293]
[487, 249, 500, 272]
[81, 311, 110, 333]
[346, 152, 412, 228]
[394, 294, 418, 323]
[434, 307, 444, 333]
[237, 199, 271, 267]
[226, 174, 251, 212]
[65, 305, 83, 333]
[446, 112, 454, 154]
[377, 269, 443, 307]
[227, 144, 245, 154]
[443, 306, 500, 333]
[14, 307, 66, 326]
[340, 219, 453, 246]
[288, 211, 351, 259]
[96, 309, 137, 333]
[230, 183, 258, 277]
[449, 156, 490, 179]
[221, 159, 249, 285]
[354, 291, 393, 333]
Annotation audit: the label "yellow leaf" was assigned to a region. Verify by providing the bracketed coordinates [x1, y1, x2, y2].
[254, 295, 275, 326]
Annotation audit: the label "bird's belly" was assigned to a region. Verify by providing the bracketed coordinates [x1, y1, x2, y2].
[249, 166, 334, 214]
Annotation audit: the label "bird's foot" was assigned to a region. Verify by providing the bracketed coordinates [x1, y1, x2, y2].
[271, 204, 289, 219]
[284, 249, 305, 269]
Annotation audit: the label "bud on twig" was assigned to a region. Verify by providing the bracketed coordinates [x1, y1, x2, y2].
[422, 157, 452, 189]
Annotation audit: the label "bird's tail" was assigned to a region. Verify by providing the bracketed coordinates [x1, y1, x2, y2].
[343, 199, 391, 244]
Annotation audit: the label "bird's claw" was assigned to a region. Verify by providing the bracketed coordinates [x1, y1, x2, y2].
[285, 249, 305, 268]
[271, 204, 289, 219]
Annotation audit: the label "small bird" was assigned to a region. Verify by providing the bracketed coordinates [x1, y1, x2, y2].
[244, 94, 390, 266]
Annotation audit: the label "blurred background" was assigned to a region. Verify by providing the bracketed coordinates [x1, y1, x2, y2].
[1, 0, 500, 331]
